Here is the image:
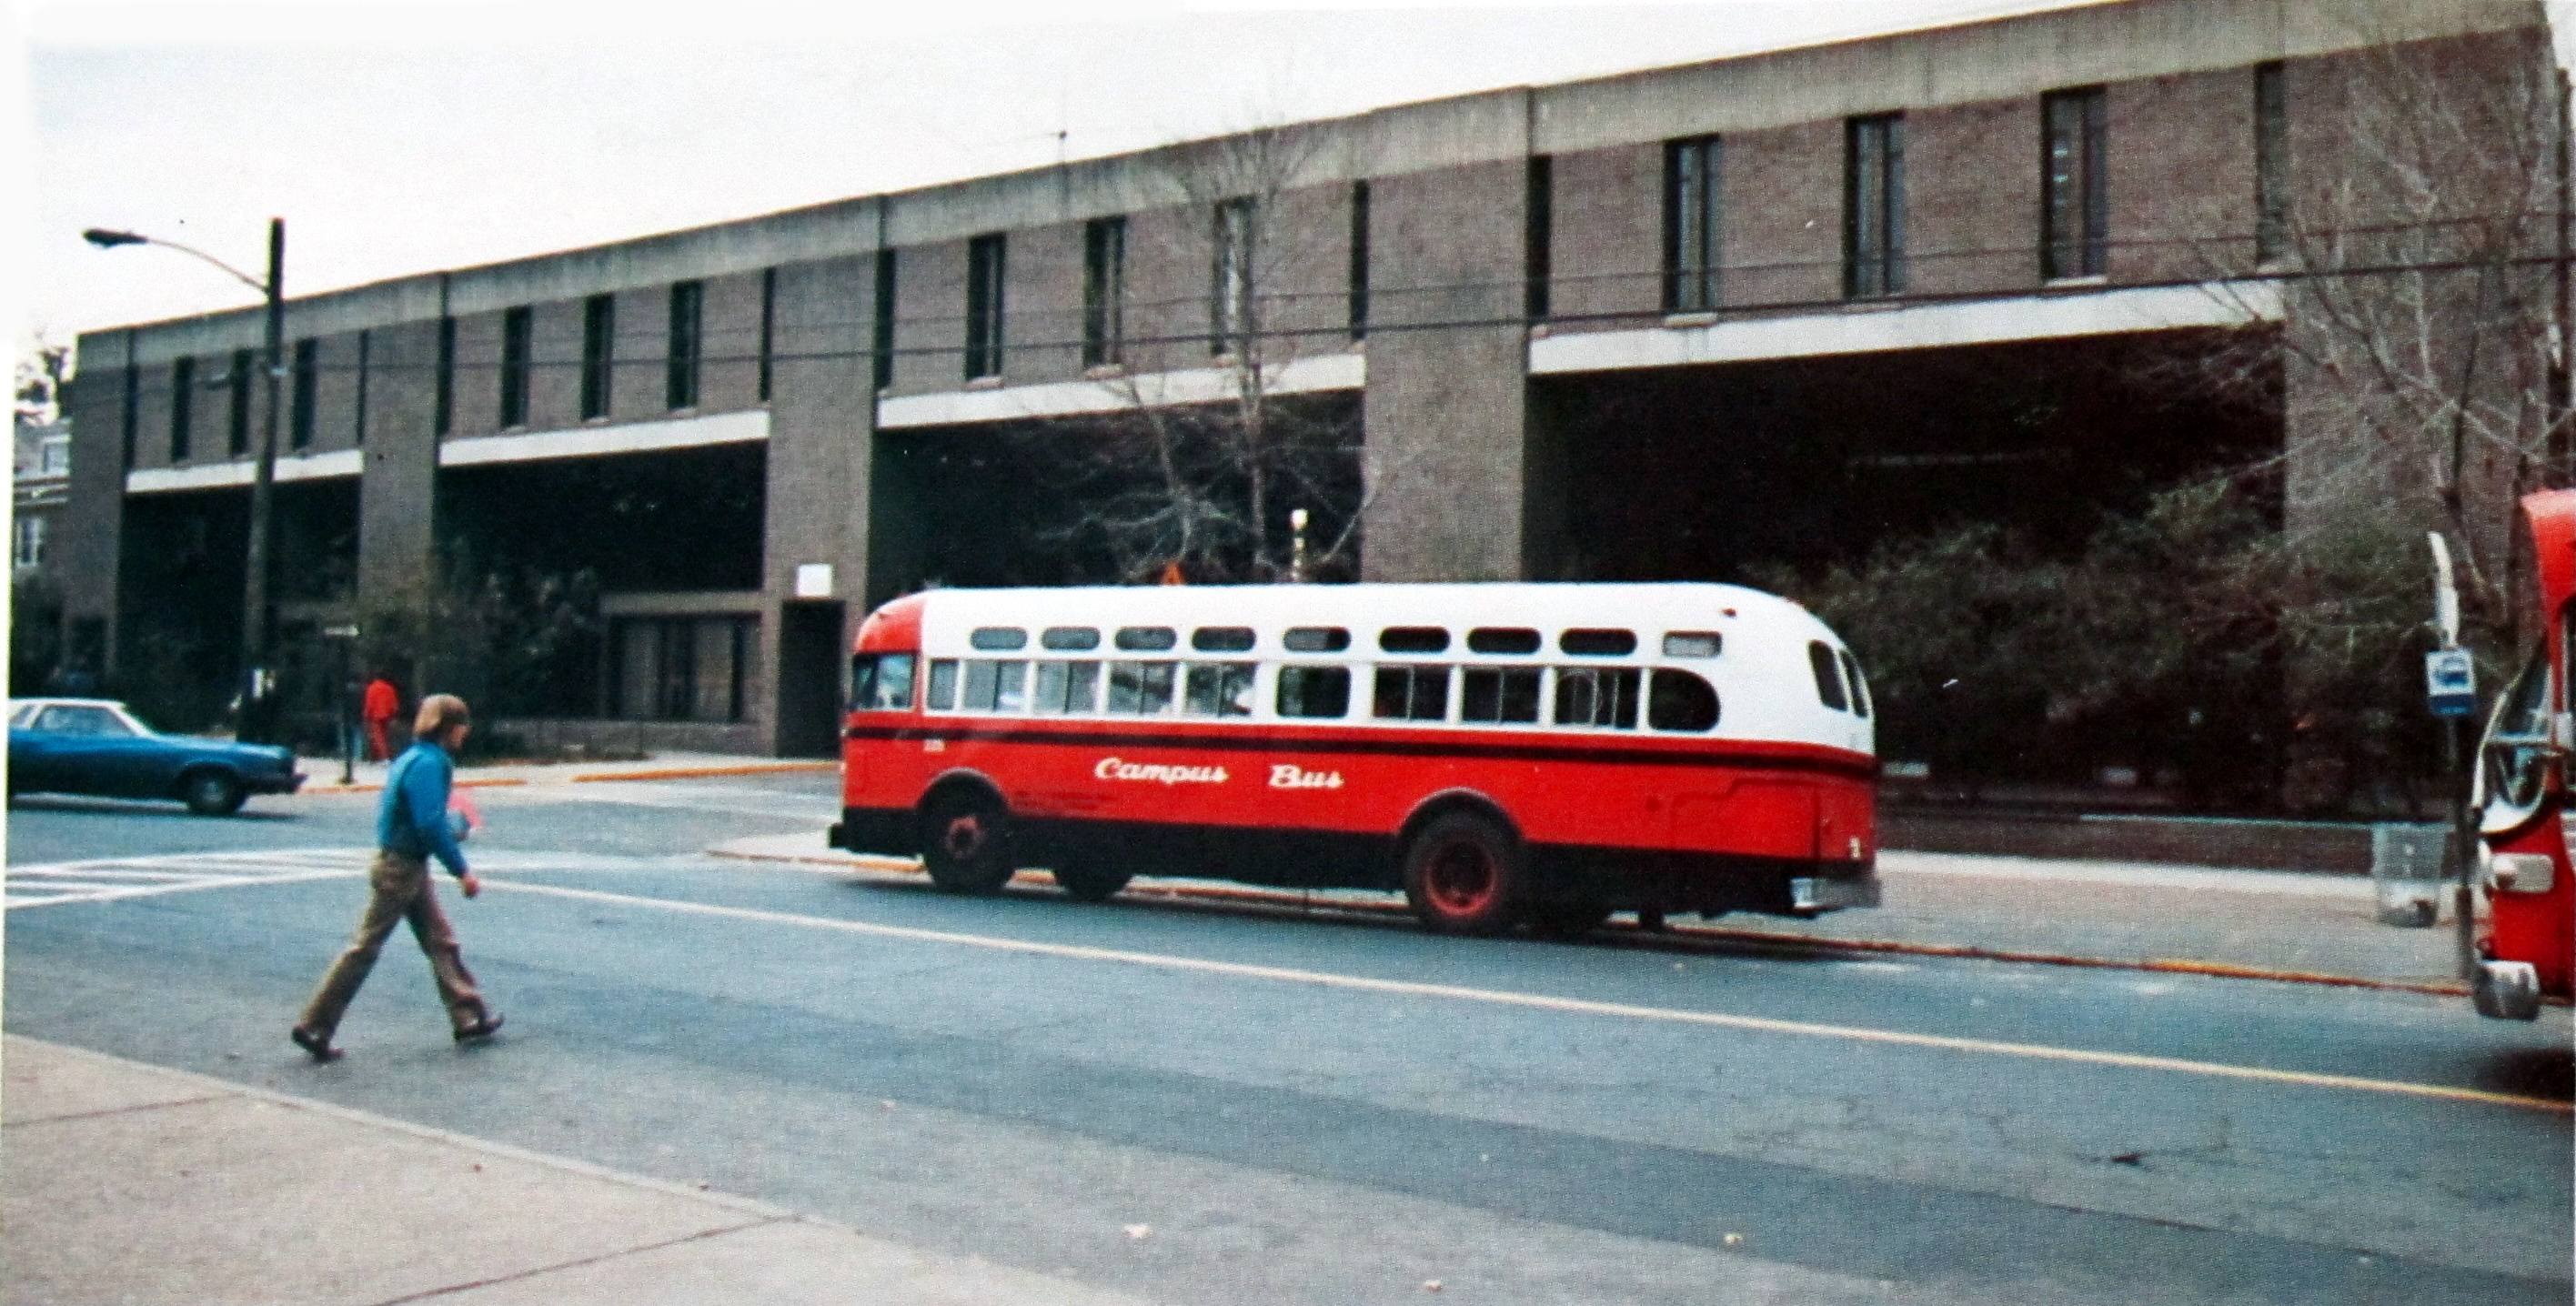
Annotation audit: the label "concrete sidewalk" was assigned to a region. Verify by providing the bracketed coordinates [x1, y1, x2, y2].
[0, 1036, 1157, 1306]
[288, 750, 836, 794]
[711, 832, 2478, 993]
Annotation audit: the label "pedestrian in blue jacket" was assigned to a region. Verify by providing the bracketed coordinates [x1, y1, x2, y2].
[292, 694, 502, 1060]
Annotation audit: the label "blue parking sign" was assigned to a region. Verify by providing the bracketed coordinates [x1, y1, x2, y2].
[2426, 648, 2477, 717]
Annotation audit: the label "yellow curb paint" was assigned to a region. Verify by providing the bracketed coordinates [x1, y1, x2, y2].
[490, 879, 2572, 1116]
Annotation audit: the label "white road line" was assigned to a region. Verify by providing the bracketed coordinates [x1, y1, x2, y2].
[1, 847, 690, 910]
[489, 879, 2573, 1115]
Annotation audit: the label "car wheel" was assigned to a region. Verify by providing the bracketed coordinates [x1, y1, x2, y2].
[180, 769, 246, 817]
[1052, 863, 1133, 903]
[918, 789, 1015, 895]
[1402, 810, 1525, 935]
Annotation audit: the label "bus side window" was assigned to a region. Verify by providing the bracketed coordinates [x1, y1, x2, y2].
[1647, 668, 1719, 732]
[1808, 642, 1850, 711]
[1374, 665, 1450, 721]
[1032, 660, 1101, 714]
[1107, 661, 1177, 714]
[1278, 666, 1351, 718]
[1182, 662, 1256, 717]
[1461, 667, 1542, 723]
[1555, 667, 1640, 729]
[1284, 627, 1350, 652]
[961, 660, 1028, 711]
[926, 659, 959, 711]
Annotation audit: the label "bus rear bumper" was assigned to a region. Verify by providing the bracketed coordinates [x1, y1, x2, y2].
[2472, 959, 2544, 1020]
[1790, 872, 1882, 915]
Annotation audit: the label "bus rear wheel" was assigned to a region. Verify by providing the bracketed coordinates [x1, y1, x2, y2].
[920, 790, 1015, 895]
[1403, 811, 1524, 935]
[1052, 863, 1132, 903]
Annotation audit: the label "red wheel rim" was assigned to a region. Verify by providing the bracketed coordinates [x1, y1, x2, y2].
[1423, 838, 1497, 916]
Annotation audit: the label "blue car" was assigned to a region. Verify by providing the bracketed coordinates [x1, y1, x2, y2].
[7, 698, 305, 816]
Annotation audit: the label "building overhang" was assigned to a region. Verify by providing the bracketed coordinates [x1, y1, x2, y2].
[125, 447, 363, 495]
[438, 408, 769, 468]
[1528, 280, 2284, 376]
[876, 353, 1366, 430]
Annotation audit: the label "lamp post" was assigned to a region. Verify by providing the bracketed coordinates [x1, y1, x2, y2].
[86, 220, 287, 743]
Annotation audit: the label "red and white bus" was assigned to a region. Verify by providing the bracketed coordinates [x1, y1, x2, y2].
[2470, 491, 2576, 1018]
[829, 582, 1880, 935]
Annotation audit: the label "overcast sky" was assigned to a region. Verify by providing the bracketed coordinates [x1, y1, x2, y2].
[15, 0, 2117, 356]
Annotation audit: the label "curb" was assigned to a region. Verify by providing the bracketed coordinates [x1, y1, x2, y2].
[712, 848, 2485, 1000]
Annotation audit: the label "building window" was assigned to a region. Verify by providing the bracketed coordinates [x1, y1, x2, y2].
[2042, 86, 2108, 280]
[666, 280, 702, 410]
[580, 294, 615, 420]
[226, 347, 254, 457]
[120, 361, 138, 470]
[1845, 114, 1907, 297]
[1349, 180, 1371, 341]
[610, 615, 751, 722]
[757, 267, 777, 402]
[37, 436, 68, 477]
[14, 515, 45, 570]
[434, 315, 457, 437]
[872, 249, 897, 392]
[2255, 62, 2288, 264]
[289, 337, 318, 449]
[498, 306, 533, 428]
[1664, 136, 1723, 312]
[352, 330, 370, 446]
[1212, 197, 1254, 356]
[1526, 155, 1554, 320]
[168, 356, 195, 461]
[1082, 216, 1126, 368]
[964, 234, 1007, 380]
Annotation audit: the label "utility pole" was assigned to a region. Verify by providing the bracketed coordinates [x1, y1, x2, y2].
[241, 217, 286, 742]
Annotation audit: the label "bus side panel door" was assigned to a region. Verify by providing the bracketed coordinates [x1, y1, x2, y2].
[1673, 781, 1816, 860]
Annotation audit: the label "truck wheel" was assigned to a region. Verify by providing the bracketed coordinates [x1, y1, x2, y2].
[1403, 811, 1525, 935]
[181, 769, 246, 817]
[919, 789, 1014, 895]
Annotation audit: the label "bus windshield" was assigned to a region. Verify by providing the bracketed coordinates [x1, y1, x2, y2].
[2480, 644, 2552, 829]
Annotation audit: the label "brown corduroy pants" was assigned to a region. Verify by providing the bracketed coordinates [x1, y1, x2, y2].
[297, 850, 488, 1040]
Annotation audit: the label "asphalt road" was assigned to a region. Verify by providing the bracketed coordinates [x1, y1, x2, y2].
[6, 774, 2571, 1305]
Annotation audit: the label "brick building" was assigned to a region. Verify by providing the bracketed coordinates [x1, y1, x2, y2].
[53, 0, 2561, 756]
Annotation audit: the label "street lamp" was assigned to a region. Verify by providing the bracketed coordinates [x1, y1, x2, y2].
[85, 220, 287, 743]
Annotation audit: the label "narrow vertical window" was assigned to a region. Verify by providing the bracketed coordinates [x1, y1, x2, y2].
[119, 360, 139, 470]
[871, 249, 897, 392]
[666, 279, 702, 410]
[226, 347, 253, 456]
[434, 315, 457, 437]
[289, 338, 317, 449]
[1526, 155, 1554, 320]
[352, 329, 370, 446]
[1664, 136, 1723, 311]
[2254, 62, 2289, 264]
[1082, 216, 1127, 368]
[757, 267, 777, 401]
[2042, 87, 2108, 280]
[1348, 180, 1372, 341]
[1845, 114, 1907, 297]
[498, 306, 533, 428]
[580, 294, 615, 420]
[1213, 196, 1254, 356]
[964, 234, 1007, 380]
[168, 357, 195, 461]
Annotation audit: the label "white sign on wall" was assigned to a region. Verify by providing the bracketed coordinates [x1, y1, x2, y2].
[794, 563, 835, 598]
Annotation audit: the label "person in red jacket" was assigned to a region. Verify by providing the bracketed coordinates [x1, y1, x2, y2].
[361, 674, 400, 761]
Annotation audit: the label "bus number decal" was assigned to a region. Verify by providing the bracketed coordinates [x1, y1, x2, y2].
[1270, 764, 1345, 790]
[1095, 757, 1231, 786]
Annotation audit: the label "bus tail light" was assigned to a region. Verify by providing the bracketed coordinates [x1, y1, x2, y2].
[2485, 852, 2557, 894]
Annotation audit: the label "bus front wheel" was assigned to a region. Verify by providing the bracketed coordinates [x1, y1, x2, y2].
[1403, 811, 1525, 935]
[920, 790, 1015, 895]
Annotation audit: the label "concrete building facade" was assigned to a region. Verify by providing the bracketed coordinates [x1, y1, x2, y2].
[55, 0, 2558, 755]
